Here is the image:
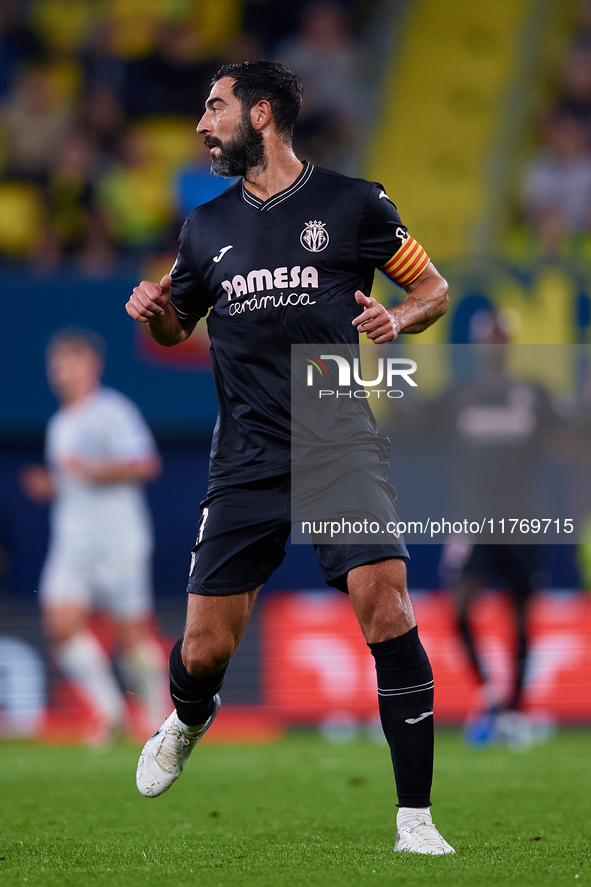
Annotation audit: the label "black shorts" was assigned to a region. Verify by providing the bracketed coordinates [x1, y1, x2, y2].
[187, 473, 408, 596]
[461, 544, 544, 600]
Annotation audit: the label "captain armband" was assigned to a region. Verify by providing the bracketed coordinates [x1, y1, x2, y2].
[381, 236, 430, 287]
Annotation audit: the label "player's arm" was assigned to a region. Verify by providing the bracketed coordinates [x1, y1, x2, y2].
[127, 217, 209, 344]
[126, 274, 197, 346]
[61, 454, 161, 485]
[354, 188, 449, 343]
[353, 261, 448, 343]
[391, 260, 449, 334]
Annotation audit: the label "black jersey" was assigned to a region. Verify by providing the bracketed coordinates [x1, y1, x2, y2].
[170, 161, 412, 485]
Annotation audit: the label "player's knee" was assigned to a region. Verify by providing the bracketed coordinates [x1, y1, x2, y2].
[356, 597, 415, 643]
[49, 626, 78, 645]
[181, 636, 233, 676]
[43, 608, 86, 644]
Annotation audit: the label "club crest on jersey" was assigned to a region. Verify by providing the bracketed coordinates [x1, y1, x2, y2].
[300, 220, 329, 253]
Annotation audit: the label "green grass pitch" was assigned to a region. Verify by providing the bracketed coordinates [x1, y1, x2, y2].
[0, 730, 589, 887]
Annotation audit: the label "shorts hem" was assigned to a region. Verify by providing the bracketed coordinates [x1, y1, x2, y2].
[323, 545, 409, 592]
[186, 580, 264, 597]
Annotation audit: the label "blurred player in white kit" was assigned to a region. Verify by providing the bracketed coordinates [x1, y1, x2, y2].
[21, 328, 168, 741]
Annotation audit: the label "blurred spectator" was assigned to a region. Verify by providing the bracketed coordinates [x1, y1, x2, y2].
[242, 0, 301, 54]
[220, 31, 266, 67]
[28, 0, 97, 54]
[276, 1, 362, 169]
[81, 19, 127, 94]
[555, 48, 591, 130]
[122, 21, 217, 119]
[514, 6, 591, 257]
[30, 129, 116, 275]
[78, 86, 125, 162]
[181, 0, 243, 62]
[45, 131, 98, 248]
[2, 67, 72, 181]
[97, 129, 174, 254]
[521, 112, 591, 256]
[568, 1, 591, 53]
[0, 3, 44, 99]
[0, 0, 380, 271]
[74, 210, 117, 278]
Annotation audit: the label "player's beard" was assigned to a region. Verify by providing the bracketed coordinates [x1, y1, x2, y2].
[206, 111, 267, 178]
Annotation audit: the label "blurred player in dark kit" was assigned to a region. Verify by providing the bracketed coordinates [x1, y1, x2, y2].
[21, 329, 168, 742]
[127, 60, 453, 854]
[439, 310, 559, 748]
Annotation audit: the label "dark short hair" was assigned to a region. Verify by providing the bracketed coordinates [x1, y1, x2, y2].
[211, 59, 303, 141]
[47, 327, 106, 360]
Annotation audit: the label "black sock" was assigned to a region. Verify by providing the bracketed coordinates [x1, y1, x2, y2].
[456, 612, 487, 684]
[368, 626, 434, 808]
[507, 623, 528, 711]
[169, 638, 227, 726]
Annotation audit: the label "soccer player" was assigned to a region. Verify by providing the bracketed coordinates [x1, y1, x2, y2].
[126, 60, 453, 855]
[451, 542, 543, 748]
[21, 329, 168, 741]
[439, 310, 555, 748]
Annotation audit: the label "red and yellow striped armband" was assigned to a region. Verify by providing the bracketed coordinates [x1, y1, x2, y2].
[380, 236, 430, 287]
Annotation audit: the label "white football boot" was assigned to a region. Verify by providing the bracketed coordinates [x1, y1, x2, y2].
[136, 696, 220, 797]
[394, 811, 455, 855]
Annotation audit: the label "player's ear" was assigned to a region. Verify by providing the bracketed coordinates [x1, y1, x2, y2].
[251, 99, 272, 131]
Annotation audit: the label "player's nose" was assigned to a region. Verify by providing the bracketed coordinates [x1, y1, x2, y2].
[196, 113, 209, 134]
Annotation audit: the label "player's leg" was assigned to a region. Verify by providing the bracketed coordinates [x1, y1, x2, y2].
[508, 593, 529, 711]
[346, 557, 454, 855]
[43, 602, 126, 736]
[136, 588, 259, 797]
[452, 546, 488, 687]
[456, 574, 487, 680]
[40, 540, 126, 737]
[115, 617, 169, 733]
[137, 476, 291, 797]
[493, 590, 534, 749]
[312, 458, 453, 854]
[489, 546, 542, 750]
[502, 545, 539, 712]
[346, 561, 430, 801]
[171, 586, 260, 728]
[105, 546, 168, 734]
[168, 477, 290, 728]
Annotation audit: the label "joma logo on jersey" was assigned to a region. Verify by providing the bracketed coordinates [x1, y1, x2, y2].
[300, 220, 329, 252]
[222, 265, 318, 300]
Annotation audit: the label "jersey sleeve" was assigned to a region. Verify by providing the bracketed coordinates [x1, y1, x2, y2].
[106, 395, 159, 462]
[358, 183, 430, 287]
[169, 216, 212, 320]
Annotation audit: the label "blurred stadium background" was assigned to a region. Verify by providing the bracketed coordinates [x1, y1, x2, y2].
[0, 0, 590, 743]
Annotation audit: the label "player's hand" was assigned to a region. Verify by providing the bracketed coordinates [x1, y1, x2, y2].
[126, 275, 172, 323]
[61, 455, 97, 482]
[352, 291, 399, 343]
[20, 465, 55, 502]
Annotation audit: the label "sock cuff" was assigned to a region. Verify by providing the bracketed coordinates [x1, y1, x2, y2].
[122, 638, 166, 670]
[368, 625, 419, 658]
[169, 638, 192, 685]
[169, 637, 227, 696]
[57, 630, 106, 667]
